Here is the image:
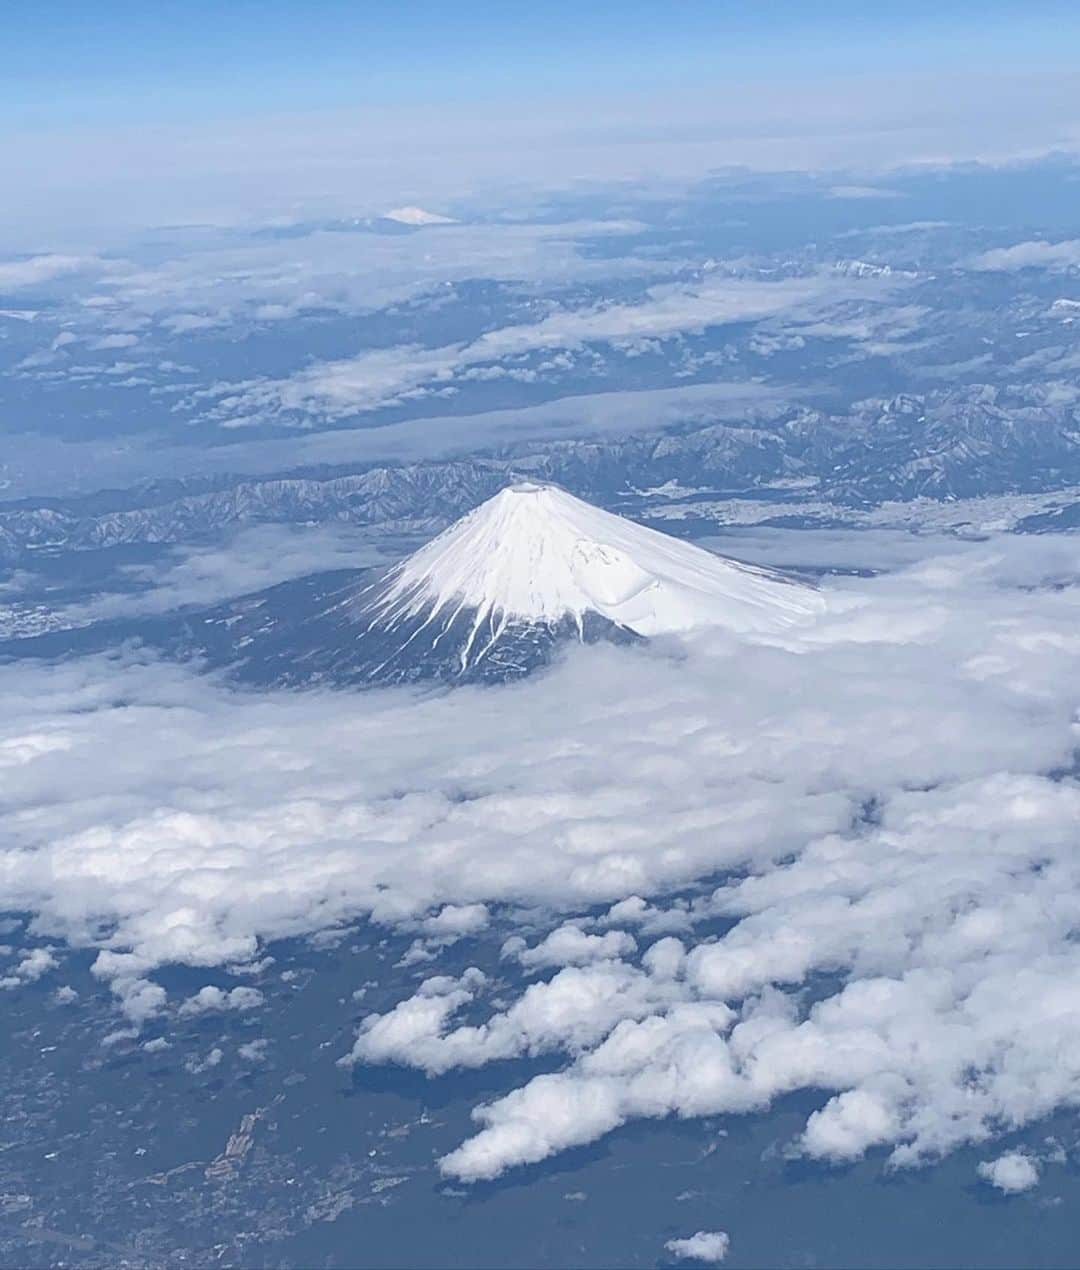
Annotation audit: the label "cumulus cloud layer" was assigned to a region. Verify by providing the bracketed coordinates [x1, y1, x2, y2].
[977, 1151, 1041, 1193]
[665, 1231, 731, 1263]
[2, 534, 1080, 1182]
[0, 254, 108, 290]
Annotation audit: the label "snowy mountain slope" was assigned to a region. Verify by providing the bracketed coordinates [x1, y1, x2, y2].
[381, 206, 458, 226]
[357, 482, 823, 673]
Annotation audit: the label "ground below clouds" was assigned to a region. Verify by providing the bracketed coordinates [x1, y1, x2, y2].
[2, 531, 1080, 1253]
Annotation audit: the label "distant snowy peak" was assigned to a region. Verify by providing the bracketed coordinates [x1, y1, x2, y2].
[360, 483, 823, 669]
[381, 206, 458, 226]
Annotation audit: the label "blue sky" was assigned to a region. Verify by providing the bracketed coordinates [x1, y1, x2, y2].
[4, 2, 1080, 245]
[8, 1, 1080, 125]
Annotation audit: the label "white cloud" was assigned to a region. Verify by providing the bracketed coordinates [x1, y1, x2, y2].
[423, 903, 490, 938]
[977, 1151, 1040, 1193]
[836, 220, 952, 238]
[827, 185, 901, 200]
[185, 1045, 224, 1074]
[789, 302, 927, 350]
[194, 272, 885, 428]
[101, 973, 167, 1026]
[343, 959, 686, 1077]
[47, 523, 398, 629]
[3, 533, 1080, 1168]
[162, 312, 228, 334]
[665, 1231, 730, 1263]
[88, 332, 140, 350]
[0, 733, 73, 768]
[398, 904, 492, 966]
[178, 985, 264, 1015]
[0, 254, 106, 290]
[969, 239, 1080, 271]
[72, 217, 652, 344]
[503, 924, 638, 970]
[0, 946, 57, 990]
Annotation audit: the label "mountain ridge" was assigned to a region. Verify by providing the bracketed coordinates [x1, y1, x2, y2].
[4, 386, 1080, 563]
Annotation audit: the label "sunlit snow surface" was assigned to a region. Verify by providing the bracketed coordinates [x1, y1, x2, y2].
[361, 483, 824, 670]
[381, 206, 459, 225]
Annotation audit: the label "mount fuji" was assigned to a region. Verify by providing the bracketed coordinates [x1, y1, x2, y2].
[181, 482, 825, 687]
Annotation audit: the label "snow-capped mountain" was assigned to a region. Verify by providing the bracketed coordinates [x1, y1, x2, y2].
[177, 483, 823, 687]
[364, 482, 821, 645]
[381, 206, 458, 226]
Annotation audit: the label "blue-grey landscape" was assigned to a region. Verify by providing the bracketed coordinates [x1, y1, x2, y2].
[5, 5, 1080, 1267]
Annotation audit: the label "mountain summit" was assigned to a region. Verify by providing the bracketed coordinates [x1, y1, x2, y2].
[381, 206, 458, 226]
[168, 483, 824, 687]
[364, 481, 821, 655]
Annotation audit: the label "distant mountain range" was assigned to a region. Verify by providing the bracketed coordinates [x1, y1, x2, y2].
[2, 384, 1080, 563]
